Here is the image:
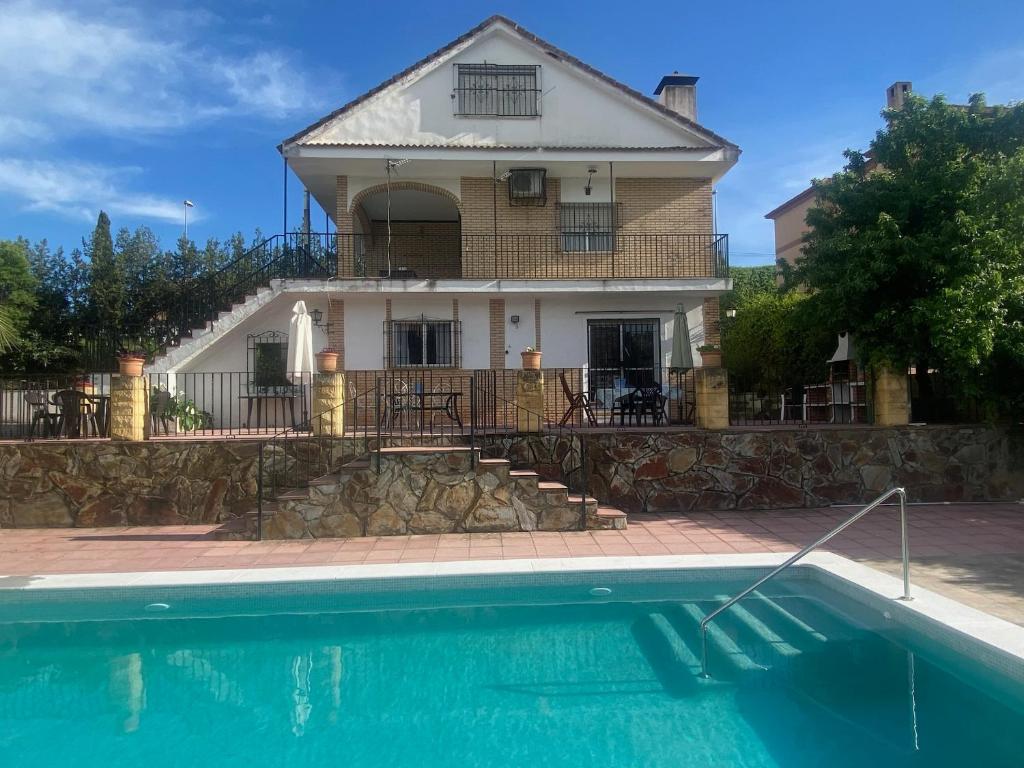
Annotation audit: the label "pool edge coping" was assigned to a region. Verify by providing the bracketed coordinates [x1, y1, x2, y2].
[3, 552, 1024, 665]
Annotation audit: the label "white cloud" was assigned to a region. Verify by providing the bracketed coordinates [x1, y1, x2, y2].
[0, 158, 195, 223]
[0, 0, 325, 143]
[0, 0, 332, 225]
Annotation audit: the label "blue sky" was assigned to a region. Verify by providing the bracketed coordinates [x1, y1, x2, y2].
[1, 0, 1022, 266]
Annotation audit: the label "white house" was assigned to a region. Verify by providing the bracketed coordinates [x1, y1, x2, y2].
[149, 15, 739, 429]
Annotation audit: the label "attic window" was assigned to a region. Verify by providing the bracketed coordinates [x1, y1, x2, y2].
[508, 169, 546, 205]
[454, 63, 540, 117]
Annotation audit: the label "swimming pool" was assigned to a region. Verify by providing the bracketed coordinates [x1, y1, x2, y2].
[1, 556, 1022, 767]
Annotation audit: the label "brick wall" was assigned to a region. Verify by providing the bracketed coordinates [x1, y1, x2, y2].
[338, 174, 717, 279]
[702, 297, 721, 347]
[328, 298, 344, 368]
[489, 298, 505, 369]
[365, 221, 461, 278]
[459, 175, 714, 279]
[335, 175, 355, 276]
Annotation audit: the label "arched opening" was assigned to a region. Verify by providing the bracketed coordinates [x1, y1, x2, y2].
[352, 185, 462, 279]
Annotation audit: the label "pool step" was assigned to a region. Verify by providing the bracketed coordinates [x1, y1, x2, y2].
[669, 603, 765, 674]
[635, 592, 849, 691]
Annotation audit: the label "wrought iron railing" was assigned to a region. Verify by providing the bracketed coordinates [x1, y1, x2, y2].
[0, 374, 113, 440]
[349, 232, 729, 280]
[729, 372, 871, 426]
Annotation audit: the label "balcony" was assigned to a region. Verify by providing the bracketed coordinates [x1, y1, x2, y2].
[341, 232, 729, 280]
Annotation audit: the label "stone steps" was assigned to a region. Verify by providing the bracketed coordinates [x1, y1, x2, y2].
[246, 445, 627, 539]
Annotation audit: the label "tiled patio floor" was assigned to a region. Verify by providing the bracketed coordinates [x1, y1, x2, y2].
[2, 502, 1023, 624]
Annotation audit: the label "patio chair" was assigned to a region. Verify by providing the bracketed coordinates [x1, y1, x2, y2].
[24, 391, 57, 438]
[151, 389, 174, 435]
[634, 385, 667, 425]
[558, 371, 597, 427]
[428, 380, 454, 430]
[52, 389, 100, 438]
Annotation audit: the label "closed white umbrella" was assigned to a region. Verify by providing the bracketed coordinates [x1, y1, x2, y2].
[670, 303, 694, 372]
[287, 300, 315, 381]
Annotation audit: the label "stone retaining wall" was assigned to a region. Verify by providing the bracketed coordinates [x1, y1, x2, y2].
[0, 439, 365, 528]
[494, 425, 1024, 514]
[1, 425, 1020, 528]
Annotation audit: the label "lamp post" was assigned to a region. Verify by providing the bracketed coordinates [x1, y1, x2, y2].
[183, 200, 195, 241]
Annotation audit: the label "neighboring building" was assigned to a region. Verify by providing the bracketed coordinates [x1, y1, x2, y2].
[765, 82, 910, 274]
[150, 15, 738, 421]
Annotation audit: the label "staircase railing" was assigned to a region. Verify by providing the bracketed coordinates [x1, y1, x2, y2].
[152, 233, 337, 360]
[699, 486, 911, 678]
[256, 382, 377, 541]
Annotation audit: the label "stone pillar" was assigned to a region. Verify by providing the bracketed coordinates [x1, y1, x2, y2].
[694, 367, 730, 430]
[515, 370, 543, 432]
[313, 372, 346, 436]
[109, 374, 148, 441]
[872, 367, 909, 426]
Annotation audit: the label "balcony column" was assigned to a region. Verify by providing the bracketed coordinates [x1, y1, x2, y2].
[872, 367, 909, 426]
[313, 372, 346, 436]
[515, 370, 544, 432]
[109, 373, 149, 441]
[694, 367, 730, 430]
[335, 175, 355, 277]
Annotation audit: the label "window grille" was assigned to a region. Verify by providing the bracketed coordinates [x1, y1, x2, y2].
[508, 168, 547, 205]
[454, 63, 540, 117]
[560, 202, 617, 251]
[387, 318, 458, 368]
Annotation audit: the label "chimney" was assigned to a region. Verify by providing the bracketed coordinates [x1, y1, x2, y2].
[886, 81, 912, 109]
[654, 72, 699, 121]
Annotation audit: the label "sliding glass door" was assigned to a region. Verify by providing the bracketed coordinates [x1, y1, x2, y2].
[587, 319, 660, 391]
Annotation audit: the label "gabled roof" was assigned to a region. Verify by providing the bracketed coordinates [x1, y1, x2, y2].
[280, 15, 739, 151]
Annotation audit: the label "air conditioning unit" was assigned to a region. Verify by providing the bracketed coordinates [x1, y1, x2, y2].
[508, 168, 546, 205]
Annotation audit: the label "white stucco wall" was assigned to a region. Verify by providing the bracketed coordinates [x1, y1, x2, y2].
[301, 27, 711, 150]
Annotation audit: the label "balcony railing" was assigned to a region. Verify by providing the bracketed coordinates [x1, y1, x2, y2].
[346, 233, 729, 280]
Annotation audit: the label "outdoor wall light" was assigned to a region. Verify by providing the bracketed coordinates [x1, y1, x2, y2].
[310, 308, 325, 325]
[510, 315, 520, 326]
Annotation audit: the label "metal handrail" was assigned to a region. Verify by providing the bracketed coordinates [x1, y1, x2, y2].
[700, 486, 911, 678]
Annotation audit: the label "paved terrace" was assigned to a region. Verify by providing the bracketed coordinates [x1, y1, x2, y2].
[1, 502, 1022, 625]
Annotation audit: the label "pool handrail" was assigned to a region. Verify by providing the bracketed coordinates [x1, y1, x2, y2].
[699, 486, 911, 678]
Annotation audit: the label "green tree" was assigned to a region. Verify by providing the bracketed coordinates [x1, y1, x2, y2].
[0, 239, 38, 354]
[791, 94, 1024, 417]
[85, 211, 125, 330]
[721, 264, 777, 313]
[723, 290, 835, 391]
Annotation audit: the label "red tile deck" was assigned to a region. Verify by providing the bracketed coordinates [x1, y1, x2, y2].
[0, 502, 1018, 573]
[2, 503, 1023, 624]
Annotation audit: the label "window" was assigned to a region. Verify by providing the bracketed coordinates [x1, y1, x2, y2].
[454, 63, 540, 117]
[561, 203, 616, 251]
[389, 318, 455, 367]
[248, 331, 292, 392]
[508, 168, 546, 206]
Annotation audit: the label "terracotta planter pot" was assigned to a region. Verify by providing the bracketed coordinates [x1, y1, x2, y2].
[117, 356, 145, 377]
[700, 350, 723, 368]
[521, 350, 542, 370]
[316, 351, 339, 373]
[74, 378, 95, 393]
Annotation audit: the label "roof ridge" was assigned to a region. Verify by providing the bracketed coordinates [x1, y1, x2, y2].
[280, 15, 739, 152]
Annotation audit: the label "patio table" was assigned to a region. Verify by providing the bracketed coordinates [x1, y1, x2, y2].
[382, 391, 462, 430]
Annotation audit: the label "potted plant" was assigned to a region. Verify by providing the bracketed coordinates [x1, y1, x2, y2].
[521, 346, 542, 370]
[73, 373, 95, 393]
[315, 347, 340, 373]
[698, 344, 723, 368]
[117, 341, 147, 377]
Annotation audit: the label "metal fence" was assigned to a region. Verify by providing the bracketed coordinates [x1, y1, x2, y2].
[0, 374, 114, 440]
[729, 373, 871, 426]
[1, 366, 699, 443]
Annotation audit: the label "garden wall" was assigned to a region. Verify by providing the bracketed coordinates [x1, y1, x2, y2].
[495, 425, 1024, 514]
[1, 425, 1021, 528]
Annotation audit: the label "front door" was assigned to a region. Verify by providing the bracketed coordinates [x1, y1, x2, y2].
[587, 319, 660, 391]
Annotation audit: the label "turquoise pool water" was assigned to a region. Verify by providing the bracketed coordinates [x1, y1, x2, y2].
[0, 572, 1021, 767]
